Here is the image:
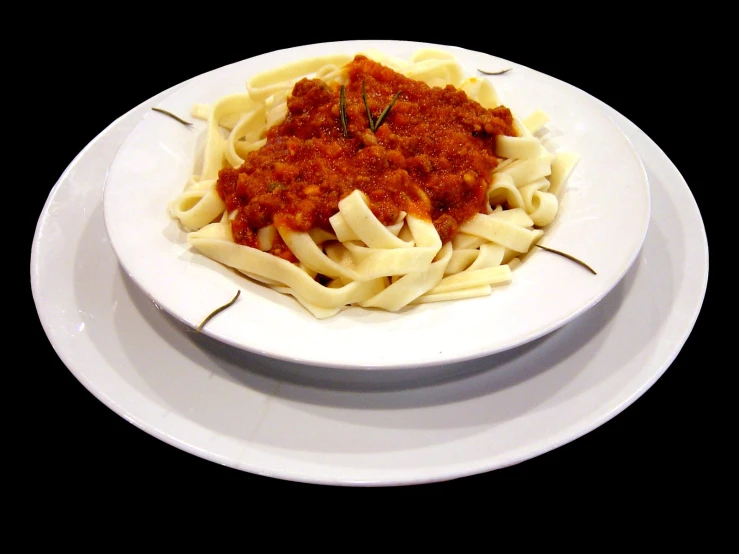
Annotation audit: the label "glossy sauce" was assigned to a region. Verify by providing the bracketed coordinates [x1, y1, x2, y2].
[217, 55, 516, 261]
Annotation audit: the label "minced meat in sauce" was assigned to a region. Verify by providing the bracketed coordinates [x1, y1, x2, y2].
[217, 55, 516, 262]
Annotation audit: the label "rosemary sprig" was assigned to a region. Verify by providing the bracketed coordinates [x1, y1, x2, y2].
[477, 68, 512, 75]
[535, 245, 597, 275]
[339, 85, 349, 138]
[196, 290, 241, 333]
[152, 107, 192, 126]
[362, 80, 375, 131]
[361, 80, 401, 133]
[373, 91, 401, 131]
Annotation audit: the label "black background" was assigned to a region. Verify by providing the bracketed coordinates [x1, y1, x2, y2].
[26, 13, 717, 509]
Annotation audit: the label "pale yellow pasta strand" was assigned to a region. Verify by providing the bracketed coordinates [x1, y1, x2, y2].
[328, 212, 361, 242]
[248, 54, 355, 88]
[451, 232, 486, 250]
[519, 179, 559, 227]
[264, 90, 288, 128]
[459, 77, 500, 109]
[548, 151, 581, 198]
[225, 105, 267, 168]
[191, 103, 210, 121]
[343, 214, 441, 279]
[358, 49, 410, 71]
[409, 48, 458, 62]
[188, 223, 386, 309]
[336, 190, 414, 249]
[360, 242, 452, 311]
[408, 49, 464, 85]
[401, 58, 464, 87]
[344, 241, 441, 279]
[459, 213, 539, 253]
[466, 243, 506, 270]
[201, 93, 257, 180]
[487, 207, 535, 226]
[488, 173, 525, 210]
[494, 156, 553, 187]
[247, 54, 354, 102]
[495, 134, 542, 160]
[410, 285, 492, 305]
[168, 178, 224, 231]
[523, 109, 551, 134]
[324, 241, 358, 272]
[444, 249, 479, 275]
[234, 139, 267, 159]
[270, 286, 344, 319]
[425, 265, 512, 295]
[276, 226, 364, 281]
[175, 48, 578, 318]
[170, 93, 256, 231]
[518, 177, 551, 210]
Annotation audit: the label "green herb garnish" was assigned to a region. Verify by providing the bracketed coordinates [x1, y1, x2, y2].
[339, 85, 349, 138]
[152, 107, 192, 126]
[477, 68, 512, 75]
[373, 91, 401, 131]
[535, 245, 597, 275]
[361, 80, 401, 133]
[362, 80, 375, 131]
[478, 67, 512, 75]
[196, 290, 241, 333]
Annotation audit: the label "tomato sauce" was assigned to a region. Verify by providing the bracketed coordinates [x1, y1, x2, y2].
[217, 55, 516, 261]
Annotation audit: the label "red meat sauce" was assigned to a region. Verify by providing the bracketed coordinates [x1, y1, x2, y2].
[216, 55, 517, 262]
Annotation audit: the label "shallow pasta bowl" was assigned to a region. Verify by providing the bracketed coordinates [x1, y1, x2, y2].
[102, 39, 650, 370]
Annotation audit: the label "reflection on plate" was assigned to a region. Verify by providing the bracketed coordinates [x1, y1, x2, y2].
[31, 43, 707, 487]
[101, 41, 650, 370]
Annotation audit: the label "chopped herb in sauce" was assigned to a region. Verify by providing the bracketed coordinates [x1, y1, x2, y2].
[361, 80, 401, 132]
[372, 90, 401, 132]
[339, 85, 349, 138]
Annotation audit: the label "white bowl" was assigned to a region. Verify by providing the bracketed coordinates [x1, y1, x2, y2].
[102, 40, 650, 370]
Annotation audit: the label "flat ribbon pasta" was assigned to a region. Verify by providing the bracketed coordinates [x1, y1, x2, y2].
[169, 49, 580, 318]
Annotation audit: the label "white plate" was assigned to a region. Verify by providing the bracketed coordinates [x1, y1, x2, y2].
[30, 46, 707, 487]
[101, 41, 650, 370]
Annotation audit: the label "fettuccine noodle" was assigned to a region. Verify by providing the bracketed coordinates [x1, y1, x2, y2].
[168, 48, 579, 318]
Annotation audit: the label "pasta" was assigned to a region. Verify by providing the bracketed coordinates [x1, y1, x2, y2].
[168, 48, 580, 319]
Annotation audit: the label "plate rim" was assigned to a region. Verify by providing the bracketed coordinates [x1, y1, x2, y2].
[100, 39, 652, 370]
[30, 43, 707, 487]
